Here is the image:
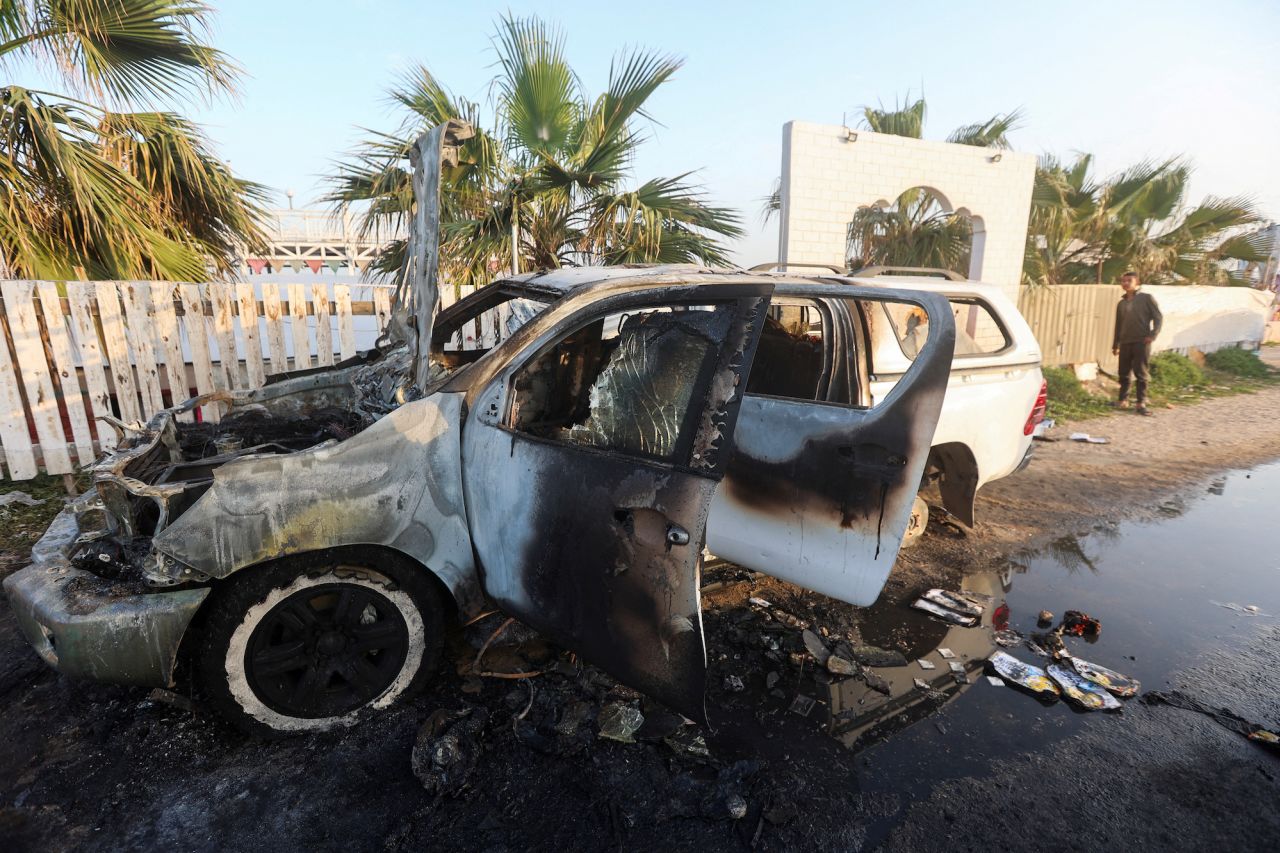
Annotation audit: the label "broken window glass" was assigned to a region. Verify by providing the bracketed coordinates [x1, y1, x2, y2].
[746, 299, 827, 400]
[509, 306, 733, 464]
[882, 298, 1008, 359]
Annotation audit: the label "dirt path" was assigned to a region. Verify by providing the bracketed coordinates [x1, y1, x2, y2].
[894, 375, 1280, 593]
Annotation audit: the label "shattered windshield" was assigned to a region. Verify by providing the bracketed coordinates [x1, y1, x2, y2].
[510, 306, 732, 464]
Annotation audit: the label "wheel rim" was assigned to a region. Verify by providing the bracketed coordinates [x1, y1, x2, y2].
[244, 581, 410, 719]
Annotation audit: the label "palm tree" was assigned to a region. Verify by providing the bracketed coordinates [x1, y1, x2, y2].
[329, 16, 743, 290]
[1023, 154, 1268, 285]
[763, 95, 1020, 275]
[0, 1, 266, 280]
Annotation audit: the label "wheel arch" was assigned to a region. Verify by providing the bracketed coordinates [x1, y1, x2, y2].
[927, 442, 980, 527]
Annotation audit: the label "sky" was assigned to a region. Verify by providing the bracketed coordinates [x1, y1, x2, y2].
[180, 0, 1278, 266]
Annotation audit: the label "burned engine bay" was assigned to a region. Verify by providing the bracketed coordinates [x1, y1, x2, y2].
[70, 345, 426, 585]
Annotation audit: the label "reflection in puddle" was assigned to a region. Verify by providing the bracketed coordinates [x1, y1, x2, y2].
[822, 572, 1005, 748]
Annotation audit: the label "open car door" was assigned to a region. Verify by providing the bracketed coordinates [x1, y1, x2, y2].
[707, 283, 956, 606]
[461, 286, 770, 720]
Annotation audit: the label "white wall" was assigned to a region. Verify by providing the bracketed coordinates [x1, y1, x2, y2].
[776, 121, 1036, 301]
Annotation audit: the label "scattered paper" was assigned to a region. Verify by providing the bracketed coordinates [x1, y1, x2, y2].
[986, 675, 1005, 687]
[917, 658, 936, 670]
[938, 648, 956, 659]
[948, 661, 965, 674]
[1069, 432, 1110, 444]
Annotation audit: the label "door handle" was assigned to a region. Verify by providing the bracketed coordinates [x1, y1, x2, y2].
[666, 524, 690, 547]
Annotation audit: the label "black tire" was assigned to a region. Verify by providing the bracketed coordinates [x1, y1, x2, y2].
[194, 552, 444, 737]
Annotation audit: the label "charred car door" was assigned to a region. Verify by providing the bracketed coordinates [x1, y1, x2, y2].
[707, 283, 955, 606]
[461, 287, 770, 720]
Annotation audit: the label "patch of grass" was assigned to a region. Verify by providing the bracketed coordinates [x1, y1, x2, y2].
[0, 475, 67, 571]
[1043, 366, 1111, 420]
[1204, 347, 1270, 379]
[1149, 351, 1206, 392]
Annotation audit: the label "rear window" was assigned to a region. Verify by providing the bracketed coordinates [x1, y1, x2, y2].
[883, 298, 1009, 359]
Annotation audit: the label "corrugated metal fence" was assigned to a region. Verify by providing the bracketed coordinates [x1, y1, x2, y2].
[1017, 284, 1124, 372]
[1018, 284, 1276, 371]
[0, 280, 499, 481]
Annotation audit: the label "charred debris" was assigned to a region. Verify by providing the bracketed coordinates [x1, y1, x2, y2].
[70, 345, 427, 584]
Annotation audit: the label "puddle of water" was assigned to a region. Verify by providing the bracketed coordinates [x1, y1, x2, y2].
[841, 461, 1280, 842]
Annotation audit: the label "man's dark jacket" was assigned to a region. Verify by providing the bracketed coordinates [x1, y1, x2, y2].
[1113, 289, 1163, 347]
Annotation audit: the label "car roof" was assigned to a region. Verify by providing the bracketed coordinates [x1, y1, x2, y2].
[487, 264, 1006, 303]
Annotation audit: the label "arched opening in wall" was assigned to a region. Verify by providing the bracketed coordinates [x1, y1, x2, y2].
[845, 186, 975, 277]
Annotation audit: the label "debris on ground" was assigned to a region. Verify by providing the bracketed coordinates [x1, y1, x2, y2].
[789, 695, 817, 717]
[1028, 631, 1070, 660]
[994, 629, 1023, 647]
[1070, 432, 1110, 444]
[748, 597, 772, 608]
[922, 589, 985, 617]
[1061, 610, 1102, 637]
[411, 707, 489, 795]
[0, 491, 43, 510]
[1037, 610, 1054, 625]
[1141, 690, 1280, 753]
[1212, 601, 1275, 617]
[826, 656, 859, 676]
[1072, 658, 1140, 697]
[723, 675, 745, 692]
[985, 675, 1005, 687]
[917, 658, 937, 670]
[1047, 664, 1122, 711]
[846, 645, 909, 668]
[913, 678, 930, 690]
[937, 648, 956, 660]
[911, 589, 985, 626]
[988, 651, 1060, 697]
[864, 671, 892, 695]
[801, 629, 831, 664]
[597, 701, 645, 743]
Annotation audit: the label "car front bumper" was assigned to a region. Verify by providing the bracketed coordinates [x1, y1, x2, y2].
[2, 506, 210, 688]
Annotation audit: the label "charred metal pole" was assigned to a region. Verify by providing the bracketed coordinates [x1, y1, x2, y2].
[397, 118, 475, 389]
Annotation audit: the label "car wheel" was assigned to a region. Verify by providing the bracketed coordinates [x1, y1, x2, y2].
[901, 495, 929, 548]
[195, 555, 444, 736]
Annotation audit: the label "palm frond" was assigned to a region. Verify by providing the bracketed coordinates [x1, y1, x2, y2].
[861, 95, 926, 139]
[946, 108, 1023, 148]
[492, 14, 580, 157]
[1, 1, 238, 105]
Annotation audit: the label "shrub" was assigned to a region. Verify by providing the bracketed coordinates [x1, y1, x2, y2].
[1043, 366, 1092, 405]
[1204, 347, 1270, 379]
[1150, 351, 1204, 390]
[1042, 366, 1108, 419]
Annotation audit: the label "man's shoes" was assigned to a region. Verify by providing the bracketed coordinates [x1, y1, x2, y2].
[1136, 405, 1152, 416]
[1115, 400, 1130, 409]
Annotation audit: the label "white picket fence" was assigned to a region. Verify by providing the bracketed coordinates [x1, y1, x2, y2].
[0, 280, 496, 481]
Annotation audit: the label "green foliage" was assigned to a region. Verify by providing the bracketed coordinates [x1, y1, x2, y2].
[0, 1, 267, 280]
[1204, 348, 1270, 378]
[846, 189, 973, 274]
[1150, 351, 1205, 390]
[1023, 154, 1267, 286]
[1042, 366, 1110, 420]
[0, 475, 66, 569]
[329, 15, 741, 288]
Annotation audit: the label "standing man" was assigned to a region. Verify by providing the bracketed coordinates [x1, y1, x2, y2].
[1112, 271, 1162, 416]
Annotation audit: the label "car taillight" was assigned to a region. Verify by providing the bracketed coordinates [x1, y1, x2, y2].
[1024, 379, 1048, 435]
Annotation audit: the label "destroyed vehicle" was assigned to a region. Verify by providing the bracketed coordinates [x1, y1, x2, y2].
[5, 269, 958, 733]
[753, 263, 1046, 544]
[5, 123, 959, 734]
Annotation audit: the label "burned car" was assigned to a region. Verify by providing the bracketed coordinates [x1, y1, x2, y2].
[4, 127, 957, 735]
